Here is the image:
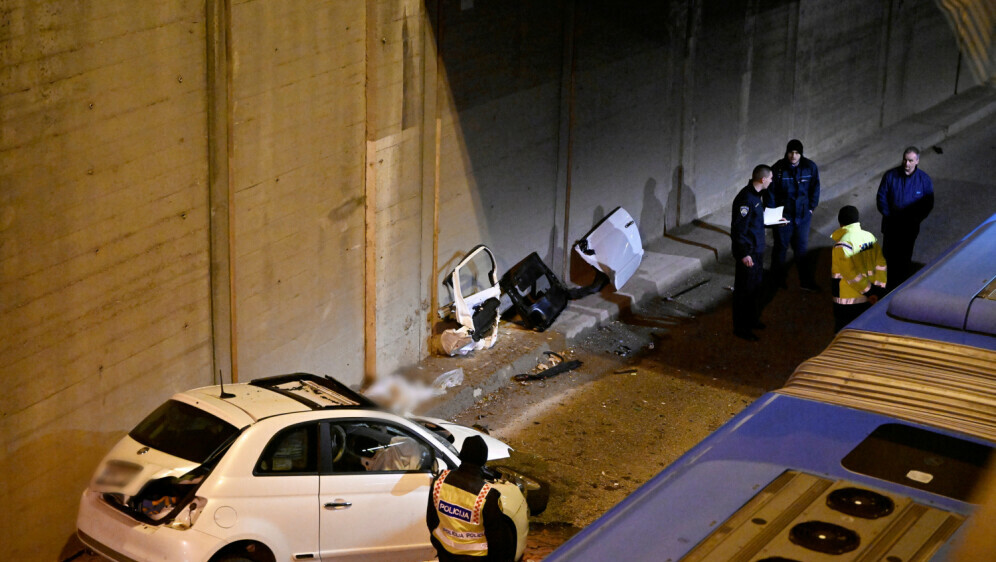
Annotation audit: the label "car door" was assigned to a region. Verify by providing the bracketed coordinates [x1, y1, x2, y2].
[318, 419, 439, 561]
[247, 422, 322, 558]
[575, 206, 644, 290]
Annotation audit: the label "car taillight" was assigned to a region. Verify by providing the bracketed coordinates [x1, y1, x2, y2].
[167, 497, 207, 530]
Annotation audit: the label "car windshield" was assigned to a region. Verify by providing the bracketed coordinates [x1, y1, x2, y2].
[412, 419, 460, 458]
[129, 399, 240, 463]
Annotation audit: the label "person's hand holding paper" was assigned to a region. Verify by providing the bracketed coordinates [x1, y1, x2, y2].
[764, 206, 789, 226]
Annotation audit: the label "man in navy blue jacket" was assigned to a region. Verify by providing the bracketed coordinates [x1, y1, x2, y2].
[731, 165, 772, 341]
[876, 146, 934, 291]
[767, 139, 821, 291]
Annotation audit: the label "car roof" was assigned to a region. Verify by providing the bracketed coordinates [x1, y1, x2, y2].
[176, 373, 378, 427]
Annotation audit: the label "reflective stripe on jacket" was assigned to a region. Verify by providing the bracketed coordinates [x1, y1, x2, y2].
[432, 470, 492, 556]
[831, 222, 887, 304]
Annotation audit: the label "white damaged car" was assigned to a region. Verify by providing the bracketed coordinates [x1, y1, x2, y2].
[78, 373, 540, 561]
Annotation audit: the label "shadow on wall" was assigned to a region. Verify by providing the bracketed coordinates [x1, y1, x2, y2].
[664, 165, 698, 232]
[566, 206, 606, 286]
[0, 429, 126, 561]
[640, 178, 664, 242]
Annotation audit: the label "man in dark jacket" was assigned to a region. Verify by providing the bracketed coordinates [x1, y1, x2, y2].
[767, 139, 821, 291]
[427, 435, 515, 561]
[876, 146, 934, 291]
[731, 165, 772, 341]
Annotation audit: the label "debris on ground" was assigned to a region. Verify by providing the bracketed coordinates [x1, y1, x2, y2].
[513, 351, 582, 383]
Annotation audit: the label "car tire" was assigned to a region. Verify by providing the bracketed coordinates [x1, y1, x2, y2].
[523, 474, 549, 516]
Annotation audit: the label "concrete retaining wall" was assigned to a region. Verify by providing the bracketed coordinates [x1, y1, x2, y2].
[1, 1, 213, 558]
[0, 0, 982, 558]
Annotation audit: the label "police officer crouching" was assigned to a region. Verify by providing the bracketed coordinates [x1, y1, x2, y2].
[427, 435, 515, 561]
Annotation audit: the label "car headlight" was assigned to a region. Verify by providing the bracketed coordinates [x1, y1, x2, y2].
[167, 497, 207, 530]
[492, 466, 548, 516]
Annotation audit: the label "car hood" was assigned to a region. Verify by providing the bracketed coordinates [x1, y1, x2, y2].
[89, 434, 199, 497]
[416, 416, 512, 461]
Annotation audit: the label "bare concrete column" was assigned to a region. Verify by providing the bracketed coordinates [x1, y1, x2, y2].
[554, 0, 577, 277]
[206, 0, 236, 383]
[364, 3, 378, 387]
[674, 0, 702, 231]
[735, 0, 761, 173]
[421, 0, 440, 357]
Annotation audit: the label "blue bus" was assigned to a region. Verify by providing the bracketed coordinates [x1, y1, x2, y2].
[546, 214, 996, 561]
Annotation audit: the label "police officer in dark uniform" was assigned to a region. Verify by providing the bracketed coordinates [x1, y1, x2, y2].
[427, 435, 515, 562]
[731, 165, 773, 341]
[767, 139, 821, 291]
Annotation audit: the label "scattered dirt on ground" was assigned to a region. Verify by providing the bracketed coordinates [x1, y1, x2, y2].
[455, 252, 837, 558]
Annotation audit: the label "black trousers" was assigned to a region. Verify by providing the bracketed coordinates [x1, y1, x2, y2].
[733, 254, 764, 333]
[883, 222, 920, 292]
[772, 212, 814, 286]
[833, 302, 871, 333]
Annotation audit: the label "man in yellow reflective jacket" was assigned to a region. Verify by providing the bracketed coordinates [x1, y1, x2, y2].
[427, 435, 514, 561]
[831, 206, 887, 332]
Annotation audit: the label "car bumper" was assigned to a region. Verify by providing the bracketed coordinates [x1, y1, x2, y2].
[78, 490, 221, 562]
[491, 481, 529, 560]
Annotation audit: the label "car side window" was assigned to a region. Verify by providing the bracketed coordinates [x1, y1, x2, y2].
[255, 423, 318, 475]
[327, 421, 434, 474]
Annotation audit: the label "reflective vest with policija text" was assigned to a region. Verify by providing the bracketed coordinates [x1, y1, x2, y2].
[432, 470, 492, 556]
[831, 222, 887, 304]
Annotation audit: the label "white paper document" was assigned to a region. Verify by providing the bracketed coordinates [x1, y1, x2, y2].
[764, 206, 789, 226]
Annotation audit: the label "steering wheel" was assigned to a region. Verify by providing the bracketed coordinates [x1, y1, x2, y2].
[331, 425, 347, 464]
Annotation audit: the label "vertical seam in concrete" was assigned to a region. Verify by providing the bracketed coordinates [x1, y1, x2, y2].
[428, 0, 443, 353]
[735, 0, 759, 172]
[676, 0, 701, 230]
[879, 0, 896, 128]
[207, 0, 237, 384]
[557, 0, 578, 280]
[364, 2, 378, 387]
[420, 0, 440, 359]
[225, 0, 237, 383]
[787, 1, 800, 134]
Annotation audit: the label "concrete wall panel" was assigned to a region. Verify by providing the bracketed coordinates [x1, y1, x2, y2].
[229, 1, 367, 384]
[0, 1, 211, 558]
[689, 0, 754, 215]
[568, 2, 680, 261]
[882, 0, 962, 125]
[368, 0, 430, 374]
[435, 0, 565, 278]
[795, 0, 888, 154]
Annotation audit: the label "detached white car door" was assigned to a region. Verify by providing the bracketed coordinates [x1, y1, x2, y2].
[319, 420, 438, 561]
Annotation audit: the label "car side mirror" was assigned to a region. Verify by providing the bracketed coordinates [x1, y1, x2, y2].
[432, 457, 445, 475]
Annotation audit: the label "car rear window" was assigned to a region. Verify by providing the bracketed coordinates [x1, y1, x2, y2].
[129, 399, 240, 463]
